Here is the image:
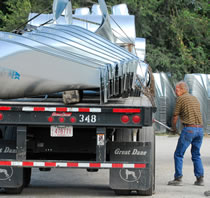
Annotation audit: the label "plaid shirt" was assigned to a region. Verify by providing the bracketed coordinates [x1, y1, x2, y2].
[173, 93, 203, 125]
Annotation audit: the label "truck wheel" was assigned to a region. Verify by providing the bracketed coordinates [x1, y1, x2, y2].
[4, 186, 24, 194]
[0, 126, 6, 139]
[3, 126, 17, 140]
[115, 128, 132, 142]
[114, 190, 131, 195]
[23, 168, 31, 187]
[137, 185, 152, 196]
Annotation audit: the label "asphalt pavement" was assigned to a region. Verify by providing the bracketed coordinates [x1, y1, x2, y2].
[0, 134, 209, 197]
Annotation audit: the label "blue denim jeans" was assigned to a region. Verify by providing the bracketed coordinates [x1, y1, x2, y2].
[174, 127, 204, 179]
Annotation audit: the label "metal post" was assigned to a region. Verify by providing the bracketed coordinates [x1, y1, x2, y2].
[16, 126, 27, 160]
[96, 127, 106, 162]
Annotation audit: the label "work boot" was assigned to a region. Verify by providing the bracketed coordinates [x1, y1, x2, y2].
[168, 176, 183, 186]
[194, 176, 204, 186]
[204, 191, 210, 196]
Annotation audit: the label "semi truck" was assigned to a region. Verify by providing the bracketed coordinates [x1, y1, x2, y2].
[0, 0, 156, 195]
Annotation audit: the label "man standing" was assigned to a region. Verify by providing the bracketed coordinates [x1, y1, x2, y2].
[168, 81, 204, 186]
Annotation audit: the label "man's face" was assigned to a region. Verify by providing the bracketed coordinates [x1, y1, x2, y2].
[175, 86, 183, 96]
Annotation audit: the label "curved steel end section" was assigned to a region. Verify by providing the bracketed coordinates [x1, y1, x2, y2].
[96, 0, 116, 43]
[53, 0, 69, 22]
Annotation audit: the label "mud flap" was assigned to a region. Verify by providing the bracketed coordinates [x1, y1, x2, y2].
[0, 140, 23, 188]
[109, 142, 152, 191]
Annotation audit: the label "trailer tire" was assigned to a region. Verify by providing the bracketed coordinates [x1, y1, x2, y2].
[0, 126, 6, 139]
[4, 186, 24, 194]
[114, 190, 131, 195]
[115, 128, 132, 142]
[3, 126, 17, 140]
[137, 186, 152, 196]
[23, 168, 31, 187]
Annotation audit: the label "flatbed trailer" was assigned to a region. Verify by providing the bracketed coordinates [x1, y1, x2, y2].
[0, 95, 156, 195]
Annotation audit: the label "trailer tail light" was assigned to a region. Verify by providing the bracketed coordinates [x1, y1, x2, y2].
[70, 116, 76, 123]
[132, 115, 141, 124]
[59, 117, 65, 123]
[121, 115, 129, 123]
[0, 113, 3, 120]
[48, 117, 54, 122]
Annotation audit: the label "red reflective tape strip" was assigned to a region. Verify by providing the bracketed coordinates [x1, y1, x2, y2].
[45, 162, 56, 167]
[23, 161, 34, 166]
[89, 163, 101, 168]
[113, 109, 141, 113]
[0, 107, 12, 111]
[134, 164, 146, 168]
[79, 108, 90, 112]
[0, 161, 11, 166]
[56, 107, 68, 112]
[112, 163, 123, 168]
[67, 162, 78, 167]
[34, 107, 45, 111]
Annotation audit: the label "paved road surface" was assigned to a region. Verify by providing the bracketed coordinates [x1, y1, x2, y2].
[0, 135, 209, 197]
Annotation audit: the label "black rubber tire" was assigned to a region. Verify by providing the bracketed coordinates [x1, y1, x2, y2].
[115, 128, 132, 142]
[114, 190, 131, 195]
[0, 126, 6, 139]
[23, 168, 31, 187]
[137, 186, 153, 196]
[4, 185, 24, 194]
[3, 126, 17, 140]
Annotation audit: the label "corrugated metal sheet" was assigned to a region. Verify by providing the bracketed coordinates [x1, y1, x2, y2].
[153, 73, 176, 132]
[184, 74, 210, 133]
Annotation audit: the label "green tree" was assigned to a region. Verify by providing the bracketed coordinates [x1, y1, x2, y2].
[0, 0, 31, 32]
[30, 0, 53, 13]
[106, 0, 209, 80]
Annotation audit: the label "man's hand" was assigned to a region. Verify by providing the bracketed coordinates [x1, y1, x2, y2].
[171, 128, 179, 135]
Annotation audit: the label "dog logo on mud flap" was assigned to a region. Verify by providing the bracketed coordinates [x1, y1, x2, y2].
[0, 167, 13, 180]
[119, 169, 141, 182]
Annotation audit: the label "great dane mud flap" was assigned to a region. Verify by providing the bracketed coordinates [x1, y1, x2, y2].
[109, 142, 152, 191]
[0, 140, 23, 188]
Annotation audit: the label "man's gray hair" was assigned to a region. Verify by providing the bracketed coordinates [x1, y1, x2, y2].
[176, 81, 189, 92]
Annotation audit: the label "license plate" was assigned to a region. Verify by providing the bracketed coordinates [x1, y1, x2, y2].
[50, 126, 73, 137]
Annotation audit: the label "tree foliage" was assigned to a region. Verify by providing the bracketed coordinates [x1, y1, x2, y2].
[0, 0, 31, 32]
[0, 0, 209, 80]
[109, 0, 209, 80]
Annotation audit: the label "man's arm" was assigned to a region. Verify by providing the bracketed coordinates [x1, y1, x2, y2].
[172, 115, 179, 132]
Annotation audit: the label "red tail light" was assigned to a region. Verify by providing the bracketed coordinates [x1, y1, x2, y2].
[70, 117, 76, 123]
[59, 117, 65, 123]
[132, 115, 141, 123]
[48, 117, 53, 122]
[121, 115, 129, 123]
[0, 113, 3, 120]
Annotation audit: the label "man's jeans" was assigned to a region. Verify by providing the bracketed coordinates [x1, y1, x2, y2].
[174, 127, 204, 179]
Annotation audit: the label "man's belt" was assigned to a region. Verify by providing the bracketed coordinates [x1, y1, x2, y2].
[184, 124, 203, 128]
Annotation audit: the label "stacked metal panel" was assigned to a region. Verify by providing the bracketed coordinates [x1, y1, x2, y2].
[0, 28, 138, 102]
[0, 1, 141, 103]
[184, 74, 209, 133]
